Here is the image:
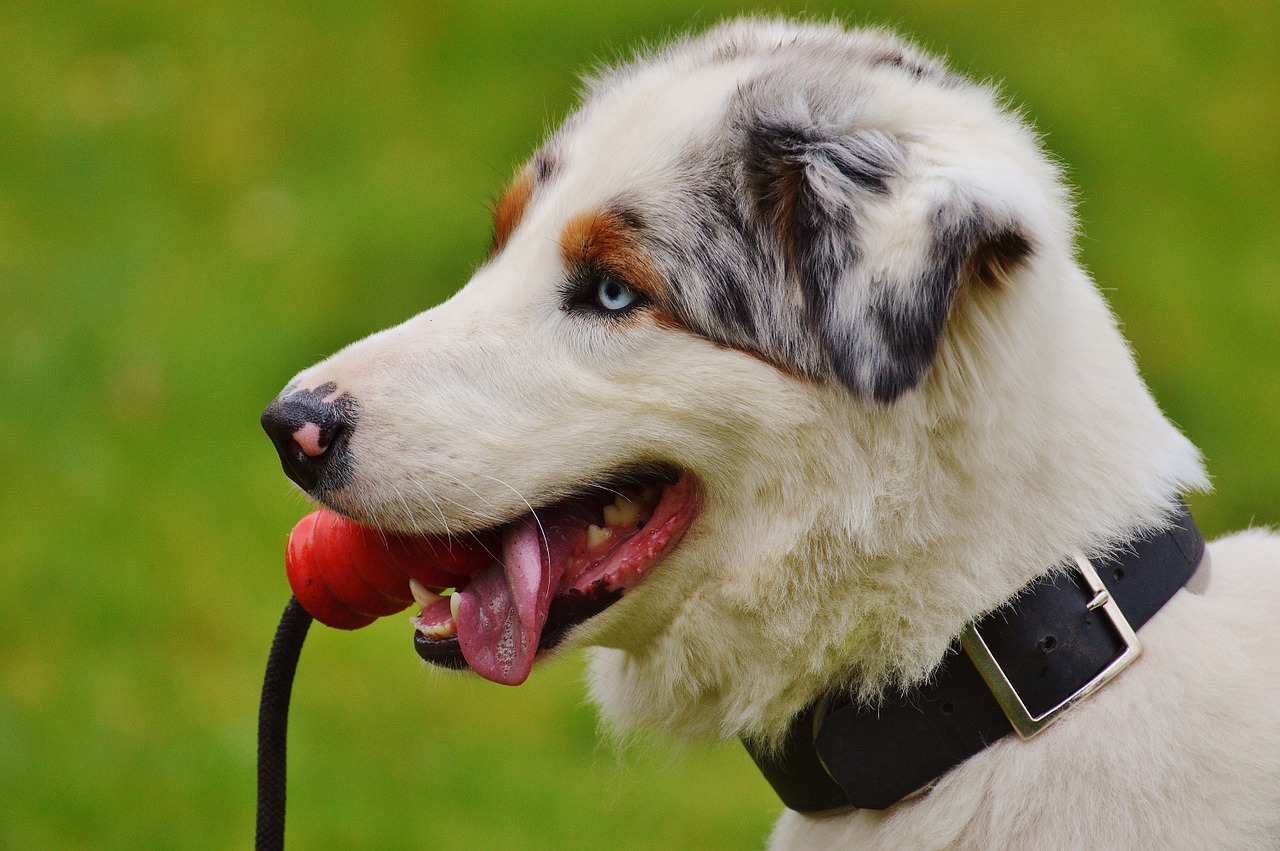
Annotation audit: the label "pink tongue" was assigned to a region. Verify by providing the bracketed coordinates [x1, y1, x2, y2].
[455, 517, 563, 685]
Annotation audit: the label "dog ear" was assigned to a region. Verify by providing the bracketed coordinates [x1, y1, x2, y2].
[743, 117, 1032, 402]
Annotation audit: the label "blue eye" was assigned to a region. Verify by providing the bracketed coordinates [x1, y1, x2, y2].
[596, 276, 640, 311]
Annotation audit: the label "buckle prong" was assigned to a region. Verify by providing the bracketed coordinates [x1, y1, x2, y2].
[960, 555, 1142, 740]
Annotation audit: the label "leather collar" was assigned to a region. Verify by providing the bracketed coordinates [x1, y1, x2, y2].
[743, 502, 1206, 812]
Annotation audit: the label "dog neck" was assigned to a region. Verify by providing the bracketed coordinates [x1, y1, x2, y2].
[742, 501, 1207, 812]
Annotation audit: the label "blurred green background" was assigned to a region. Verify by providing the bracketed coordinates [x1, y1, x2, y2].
[1, 1, 1276, 848]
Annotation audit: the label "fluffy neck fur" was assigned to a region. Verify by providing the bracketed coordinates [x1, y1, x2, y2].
[588, 241, 1207, 748]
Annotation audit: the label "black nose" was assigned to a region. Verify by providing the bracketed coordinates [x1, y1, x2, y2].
[260, 384, 356, 492]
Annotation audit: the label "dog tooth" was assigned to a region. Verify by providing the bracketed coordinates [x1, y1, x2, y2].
[587, 524, 612, 549]
[604, 495, 640, 528]
[449, 590, 462, 623]
[418, 621, 455, 639]
[410, 579, 443, 609]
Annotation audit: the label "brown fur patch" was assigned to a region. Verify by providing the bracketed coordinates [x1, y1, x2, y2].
[964, 229, 1034, 291]
[558, 210, 666, 303]
[649, 307, 810, 379]
[771, 162, 807, 267]
[492, 169, 535, 254]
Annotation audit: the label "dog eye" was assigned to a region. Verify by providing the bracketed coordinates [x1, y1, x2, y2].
[595, 276, 641, 312]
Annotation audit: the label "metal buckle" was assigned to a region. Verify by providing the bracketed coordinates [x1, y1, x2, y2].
[960, 554, 1142, 740]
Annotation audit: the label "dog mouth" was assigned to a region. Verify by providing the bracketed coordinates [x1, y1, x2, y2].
[393, 467, 700, 685]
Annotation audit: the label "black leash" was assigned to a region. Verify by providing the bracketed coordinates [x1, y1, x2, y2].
[257, 596, 313, 851]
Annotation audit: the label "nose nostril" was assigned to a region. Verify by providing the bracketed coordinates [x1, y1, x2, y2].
[292, 422, 329, 459]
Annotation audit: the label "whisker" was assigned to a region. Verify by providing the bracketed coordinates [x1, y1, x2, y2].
[408, 478, 453, 539]
[477, 472, 551, 574]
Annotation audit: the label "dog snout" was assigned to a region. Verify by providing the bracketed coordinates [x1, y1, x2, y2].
[260, 384, 357, 492]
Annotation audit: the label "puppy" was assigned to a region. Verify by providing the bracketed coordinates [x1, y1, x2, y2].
[262, 18, 1280, 849]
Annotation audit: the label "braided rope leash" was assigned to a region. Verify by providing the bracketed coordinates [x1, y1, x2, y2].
[256, 596, 313, 851]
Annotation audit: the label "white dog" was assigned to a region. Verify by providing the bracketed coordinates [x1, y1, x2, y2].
[262, 18, 1280, 849]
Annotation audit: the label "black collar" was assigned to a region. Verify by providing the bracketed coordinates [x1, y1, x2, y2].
[743, 502, 1206, 812]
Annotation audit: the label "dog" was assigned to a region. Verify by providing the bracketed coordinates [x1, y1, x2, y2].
[261, 18, 1280, 849]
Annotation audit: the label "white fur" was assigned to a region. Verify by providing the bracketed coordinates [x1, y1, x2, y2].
[282, 19, 1280, 848]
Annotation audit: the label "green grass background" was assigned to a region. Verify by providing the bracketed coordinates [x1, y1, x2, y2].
[1, 1, 1276, 848]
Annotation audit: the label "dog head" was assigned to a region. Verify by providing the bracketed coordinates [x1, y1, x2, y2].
[263, 19, 1204, 739]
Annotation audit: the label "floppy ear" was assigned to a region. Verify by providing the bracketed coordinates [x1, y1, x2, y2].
[743, 117, 1032, 402]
